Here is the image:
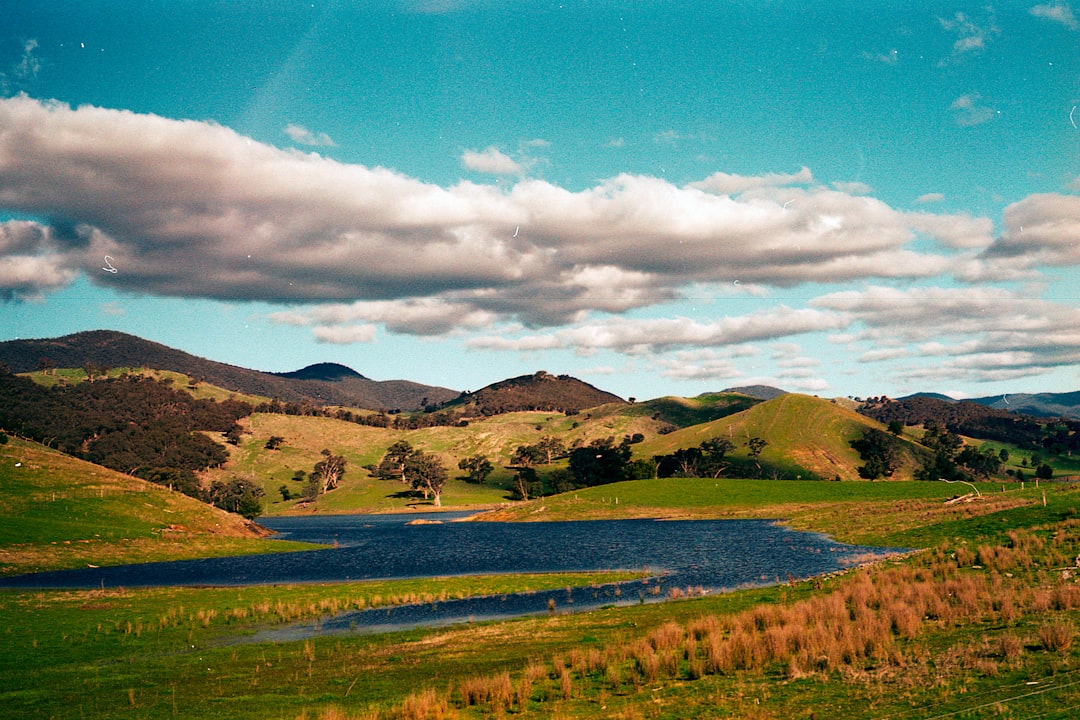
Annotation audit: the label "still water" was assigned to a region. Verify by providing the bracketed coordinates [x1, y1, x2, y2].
[0, 514, 899, 635]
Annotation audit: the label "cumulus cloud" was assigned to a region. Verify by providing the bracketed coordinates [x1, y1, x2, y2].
[979, 193, 1080, 267]
[0, 95, 1023, 336]
[813, 285, 1080, 383]
[692, 166, 813, 195]
[284, 123, 336, 147]
[467, 307, 848, 355]
[460, 146, 523, 175]
[0, 220, 79, 299]
[1030, 2, 1079, 30]
[312, 324, 377, 344]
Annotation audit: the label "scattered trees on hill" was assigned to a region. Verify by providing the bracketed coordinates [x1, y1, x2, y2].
[375, 440, 413, 482]
[312, 449, 347, 493]
[0, 371, 250, 502]
[206, 477, 265, 519]
[914, 421, 1001, 481]
[653, 437, 736, 478]
[458, 454, 494, 483]
[568, 437, 633, 487]
[404, 450, 448, 506]
[264, 435, 285, 450]
[850, 428, 901, 479]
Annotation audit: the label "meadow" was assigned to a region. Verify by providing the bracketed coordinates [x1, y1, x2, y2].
[4, 438, 1080, 718]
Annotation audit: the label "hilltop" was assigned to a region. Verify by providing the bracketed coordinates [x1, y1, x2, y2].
[441, 370, 624, 415]
[0, 330, 456, 411]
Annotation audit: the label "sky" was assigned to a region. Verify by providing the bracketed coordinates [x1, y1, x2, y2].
[1, 1, 1078, 401]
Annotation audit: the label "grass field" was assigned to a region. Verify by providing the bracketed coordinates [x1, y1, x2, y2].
[4, 475, 1080, 718]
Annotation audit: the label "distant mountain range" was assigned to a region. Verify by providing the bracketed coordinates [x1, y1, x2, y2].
[723, 385, 788, 401]
[4, 330, 1080, 420]
[899, 391, 1080, 420]
[0, 330, 457, 411]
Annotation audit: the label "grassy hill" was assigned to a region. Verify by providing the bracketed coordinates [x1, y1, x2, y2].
[620, 391, 760, 428]
[206, 405, 669, 514]
[0, 437, 313, 576]
[636, 393, 928, 480]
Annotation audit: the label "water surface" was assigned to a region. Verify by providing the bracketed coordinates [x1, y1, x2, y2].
[0, 514, 899, 636]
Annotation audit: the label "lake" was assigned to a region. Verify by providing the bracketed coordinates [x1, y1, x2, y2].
[0, 514, 899, 635]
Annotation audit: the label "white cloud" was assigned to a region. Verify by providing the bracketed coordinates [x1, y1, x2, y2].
[0, 96, 1032, 340]
[468, 307, 848, 355]
[692, 166, 813, 195]
[1030, 2, 1080, 29]
[813, 285, 1080, 384]
[312, 324, 377, 344]
[980, 193, 1080, 267]
[951, 94, 998, 127]
[461, 146, 523, 175]
[914, 193, 945, 204]
[938, 11, 999, 58]
[284, 123, 336, 147]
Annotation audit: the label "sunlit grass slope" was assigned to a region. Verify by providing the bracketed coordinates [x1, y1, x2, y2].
[636, 393, 929, 480]
[208, 404, 677, 515]
[0, 437, 311, 575]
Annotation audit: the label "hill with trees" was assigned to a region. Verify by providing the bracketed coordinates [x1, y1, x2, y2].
[440, 370, 624, 415]
[0, 330, 456, 411]
[640, 394, 928, 481]
[0, 436, 271, 575]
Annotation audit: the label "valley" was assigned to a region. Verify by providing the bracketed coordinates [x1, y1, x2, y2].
[3, 333, 1080, 718]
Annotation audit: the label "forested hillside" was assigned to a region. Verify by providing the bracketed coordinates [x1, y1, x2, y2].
[0, 371, 250, 497]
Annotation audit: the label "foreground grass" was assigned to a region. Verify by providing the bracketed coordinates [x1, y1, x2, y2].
[7, 434, 1080, 718]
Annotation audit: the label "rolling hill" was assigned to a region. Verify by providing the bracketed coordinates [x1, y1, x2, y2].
[0, 436, 284, 575]
[636, 393, 928, 481]
[441, 370, 624, 415]
[0, 330, 457, 411]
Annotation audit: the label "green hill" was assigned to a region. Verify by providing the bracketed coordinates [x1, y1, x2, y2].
[621, 391, 760, 428]
[636, 393, 928, 480]
[0, 437, 311, 576]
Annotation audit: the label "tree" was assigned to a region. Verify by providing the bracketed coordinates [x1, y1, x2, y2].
[956, 446, 1001, 479]
[404, 450, 448, 506]
[915, 422, 965, 481]
[536, 436, 567, 464]
[747, 437, 768, 475]
[312, 449, 346, 493]
[206, 477, 265, 518]
[377, 441, 413, 482]
[511, 467, 541, 501]
[278, 484, 293, 501]
[264, 435, 285, 450]
[700, 437, 735, 477]
[887, 420, 904, 436]
[510, 444, 544, 468]
[998, 448, 1010, 463]
[850, 428, 900, 479]
[458, 454, 494, 483]
[568, 437, 631, 487]
[224, 423, 244, 446]
[1036, 463, 1054, 480]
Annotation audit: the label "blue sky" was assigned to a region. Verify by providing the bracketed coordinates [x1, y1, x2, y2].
[1, 1, 1079, 400]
